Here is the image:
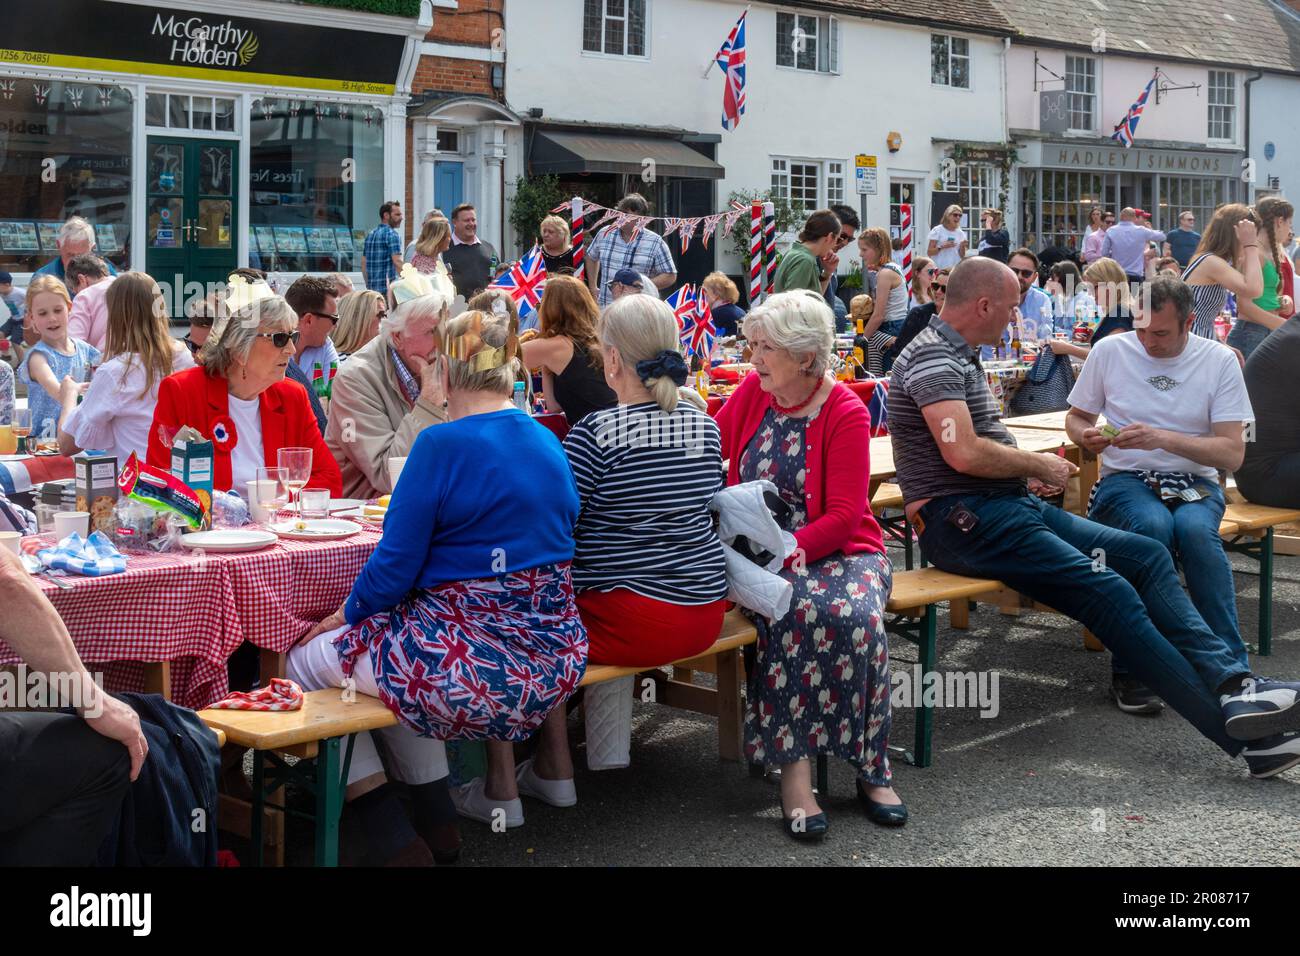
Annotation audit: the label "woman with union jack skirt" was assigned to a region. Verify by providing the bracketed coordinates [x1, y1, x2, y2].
[292, 307, 587, 865]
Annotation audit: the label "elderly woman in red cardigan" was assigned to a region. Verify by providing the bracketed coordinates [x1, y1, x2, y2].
[716, 289, 903, 841]
[148, 295, 341, 497]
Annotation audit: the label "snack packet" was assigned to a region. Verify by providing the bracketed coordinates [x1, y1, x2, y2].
[117, 452, 208, 530]
[1100, 423, 1121, 440]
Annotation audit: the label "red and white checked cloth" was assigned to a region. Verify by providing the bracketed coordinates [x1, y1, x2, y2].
[208, 677, 304, 711]
[0, 524, 381, 710]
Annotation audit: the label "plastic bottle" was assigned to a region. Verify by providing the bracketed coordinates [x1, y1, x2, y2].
[512, 380, 528, 412]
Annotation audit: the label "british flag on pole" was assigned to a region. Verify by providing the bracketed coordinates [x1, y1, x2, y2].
[1111, 75, 1155, 148]
[666, 284, 717, 358]
[487, 245, 548, 321]
[715, 10, 747, 131]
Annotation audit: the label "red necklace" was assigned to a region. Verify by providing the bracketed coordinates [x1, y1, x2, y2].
[770, 378, 823, 416]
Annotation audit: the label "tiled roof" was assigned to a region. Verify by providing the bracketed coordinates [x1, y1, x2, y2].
[989, 0, 1300, 74]
[779, 0, 1015, 36]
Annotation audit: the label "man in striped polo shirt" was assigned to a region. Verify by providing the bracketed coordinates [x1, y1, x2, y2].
[887, 256, 1300, 778]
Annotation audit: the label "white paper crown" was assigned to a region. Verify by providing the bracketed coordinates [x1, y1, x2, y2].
[390, 263, 457, 306]
[225, 274, 276, 313]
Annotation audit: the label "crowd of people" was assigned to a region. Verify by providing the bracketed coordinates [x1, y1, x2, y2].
[3, 188, 1299, 867]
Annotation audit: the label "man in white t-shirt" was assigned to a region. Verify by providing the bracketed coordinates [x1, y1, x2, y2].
[1065, 276, 1256, 716]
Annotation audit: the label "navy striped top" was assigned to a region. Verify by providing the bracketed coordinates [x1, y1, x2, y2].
[563, 401, 729, 604]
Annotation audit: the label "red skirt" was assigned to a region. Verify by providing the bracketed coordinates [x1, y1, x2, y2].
[577, 589, 727, 667]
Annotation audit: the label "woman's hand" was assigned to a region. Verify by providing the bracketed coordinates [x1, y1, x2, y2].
[1048, 339, 1073, 355]
[518, 329, 539, 344]
[297, 605, 347, 647]
[1235, 218, 1259, 248]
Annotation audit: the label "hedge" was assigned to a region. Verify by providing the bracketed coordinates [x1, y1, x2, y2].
[294, 0, 422, 17]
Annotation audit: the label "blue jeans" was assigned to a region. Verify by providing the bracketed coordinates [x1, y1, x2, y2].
[916, 492, 1245, 756]
[1088, 473, 1248, 678]
[1225, 319, 1273, 359]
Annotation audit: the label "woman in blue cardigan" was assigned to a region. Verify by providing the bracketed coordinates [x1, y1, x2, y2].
[292, 308, 587, 865]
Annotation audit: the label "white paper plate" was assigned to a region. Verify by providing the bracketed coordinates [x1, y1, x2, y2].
[269, 518, 362, 541]
[329, 498, 367, 513]
[180, 529, 279, 553]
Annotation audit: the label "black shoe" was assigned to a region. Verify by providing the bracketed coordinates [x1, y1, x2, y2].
[1111, 675, 1164, 715]
[781, 809, 829, 842]
[855, 778, 909, 827]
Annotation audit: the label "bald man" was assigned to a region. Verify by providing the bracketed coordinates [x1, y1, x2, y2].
[887, 256, 1300, 779]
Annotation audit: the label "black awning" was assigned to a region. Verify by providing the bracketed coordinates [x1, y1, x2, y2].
[530, 130, 724, 180]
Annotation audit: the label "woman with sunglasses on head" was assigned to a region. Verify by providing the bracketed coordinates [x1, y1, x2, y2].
[1046, 257, 1132, 361]
[147, 291, 341, 496]
[57, 272, 195, 464]
[1227, 197, 1294, 359]
[332, 290, 387, 360]
[1181, 203, 1263, 341]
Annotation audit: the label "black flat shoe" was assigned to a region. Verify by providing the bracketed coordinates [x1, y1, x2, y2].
[782, 810, 829, 842]
[856, 779, 909, 827]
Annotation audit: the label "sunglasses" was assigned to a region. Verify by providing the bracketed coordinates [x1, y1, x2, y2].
[838, 232, 854, 243]
[933, 282, 948, 291]
[311, 311, 339, 324]
[1011, 267, 1037, 279]
[256, 330, 301, 348]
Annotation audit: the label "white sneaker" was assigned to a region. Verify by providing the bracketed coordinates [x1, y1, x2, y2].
[515, 757, 578, 808]
[451, 777, 524, 828]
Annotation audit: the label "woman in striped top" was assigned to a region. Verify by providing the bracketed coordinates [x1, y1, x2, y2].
[1181, 204, 1263, 340]
[564, 294, 729, 663]
[563, 295, 728, 769]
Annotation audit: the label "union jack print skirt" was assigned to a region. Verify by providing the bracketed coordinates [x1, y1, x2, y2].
[334, 563, 588, 742]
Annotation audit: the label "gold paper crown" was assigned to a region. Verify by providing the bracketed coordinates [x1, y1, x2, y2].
[390, 263, 456, 306]
[444, 311, 518, 373]
[225, 274, 276, 313]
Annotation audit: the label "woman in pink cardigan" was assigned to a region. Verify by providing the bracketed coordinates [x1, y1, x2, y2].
[717, 290, 904, 841]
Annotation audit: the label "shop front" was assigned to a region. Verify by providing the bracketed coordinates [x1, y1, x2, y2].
[1015, 139, 1245, 255]
[0, 0, 427, 312]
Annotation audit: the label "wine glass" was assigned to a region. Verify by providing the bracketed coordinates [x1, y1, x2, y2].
[250, 466, 287, 524]
[277, 447, 312, 521]
[12, 408, 31, 455]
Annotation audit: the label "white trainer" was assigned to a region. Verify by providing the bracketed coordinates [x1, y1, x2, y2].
[451, 777, 524, 828]
[515, 757, 578, 808]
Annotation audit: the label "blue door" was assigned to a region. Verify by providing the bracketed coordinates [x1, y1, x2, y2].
[435, 161, 464, 214]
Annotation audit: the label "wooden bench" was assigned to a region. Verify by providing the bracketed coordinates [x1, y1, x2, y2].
[1220, 502, 1300, 656]
[883, 568, 1003, 768]
[871, 484, 924, 571]
[579, 608, 757, 762]
[198, 690, 398, 867]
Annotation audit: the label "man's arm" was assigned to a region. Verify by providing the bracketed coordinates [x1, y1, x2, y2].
[1110, 419, 1246, 472]
[1064, 405, 1111, 457]
[920, 399, 1076, 484]
[0, 549, 147, 779]
[651, 272, 677, 291]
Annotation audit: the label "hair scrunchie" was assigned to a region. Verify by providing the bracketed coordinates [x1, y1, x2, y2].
[635, 349, 689, 387]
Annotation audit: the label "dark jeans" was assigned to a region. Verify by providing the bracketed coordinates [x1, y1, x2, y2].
[1089, 473, 1248, 677]
[0, 711, 130, 865]
[1225, 320, 1273, 360]
[917, 492, 1245, 757]
[1236, 454, 1300, 508]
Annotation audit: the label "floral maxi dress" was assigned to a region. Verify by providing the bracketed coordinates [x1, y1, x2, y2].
[739, 407, 895, 786]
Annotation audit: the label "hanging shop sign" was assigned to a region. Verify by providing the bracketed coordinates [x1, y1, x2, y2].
[0, 0, 407, 95]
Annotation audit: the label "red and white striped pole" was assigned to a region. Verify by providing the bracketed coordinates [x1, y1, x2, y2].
[900, 203, 914, 304]
[762, 201, 776, 297]
[749, 202, 763, 306]
[570, 197, 585, 280]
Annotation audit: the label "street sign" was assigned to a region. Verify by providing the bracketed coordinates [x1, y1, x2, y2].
[855, 154, 878, 195]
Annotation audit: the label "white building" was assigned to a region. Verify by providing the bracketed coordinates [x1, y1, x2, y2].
[504, 0, 1014, 292]
[992, 0, 1300, 254]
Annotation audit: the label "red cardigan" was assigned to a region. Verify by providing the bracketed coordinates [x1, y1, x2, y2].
[147, 366, 342, 496]
[716, 373, 884, 565]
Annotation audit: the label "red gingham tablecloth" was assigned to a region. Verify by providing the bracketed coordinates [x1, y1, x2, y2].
[0, 523, 381, 710]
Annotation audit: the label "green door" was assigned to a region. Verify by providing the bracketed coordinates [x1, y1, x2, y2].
[146, 137, 238, 318]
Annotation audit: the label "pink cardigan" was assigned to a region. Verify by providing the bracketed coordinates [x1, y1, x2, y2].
[716, 373, 885, 566]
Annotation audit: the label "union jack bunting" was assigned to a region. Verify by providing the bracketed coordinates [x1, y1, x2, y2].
[715, 10, 747, 131]
[487, 245, 548, 321]
[666, 284, 717, 358]
[1111, 75, 1155, 148]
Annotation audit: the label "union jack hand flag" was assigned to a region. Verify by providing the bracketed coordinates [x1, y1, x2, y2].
[715, 10, 747, 131]
[666, 284, 717, 358]
[1111, 75, 1155, 148]
[487, 245, 548, 320]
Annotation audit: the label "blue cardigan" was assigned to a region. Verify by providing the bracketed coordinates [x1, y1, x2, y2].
[345, 408, 580, 624]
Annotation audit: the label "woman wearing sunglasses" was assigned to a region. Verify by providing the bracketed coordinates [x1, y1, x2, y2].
[332, 290, 387, 360]
[147, 293, 342, 496]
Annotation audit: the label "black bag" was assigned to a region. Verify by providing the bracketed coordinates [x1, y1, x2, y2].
[1007, 350, 1074, 416]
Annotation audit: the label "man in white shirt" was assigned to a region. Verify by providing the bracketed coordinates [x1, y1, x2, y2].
[1066, 276, 1255, 716]
[1008, 248, 1053, 343]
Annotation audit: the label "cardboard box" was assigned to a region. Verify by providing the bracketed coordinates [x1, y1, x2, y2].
[75, 455, 119, 534]
[170, 433, 214, 518]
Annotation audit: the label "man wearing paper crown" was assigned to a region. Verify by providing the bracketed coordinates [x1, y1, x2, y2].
[326, 263, 458, 498]
[148, 280, 341, 496]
